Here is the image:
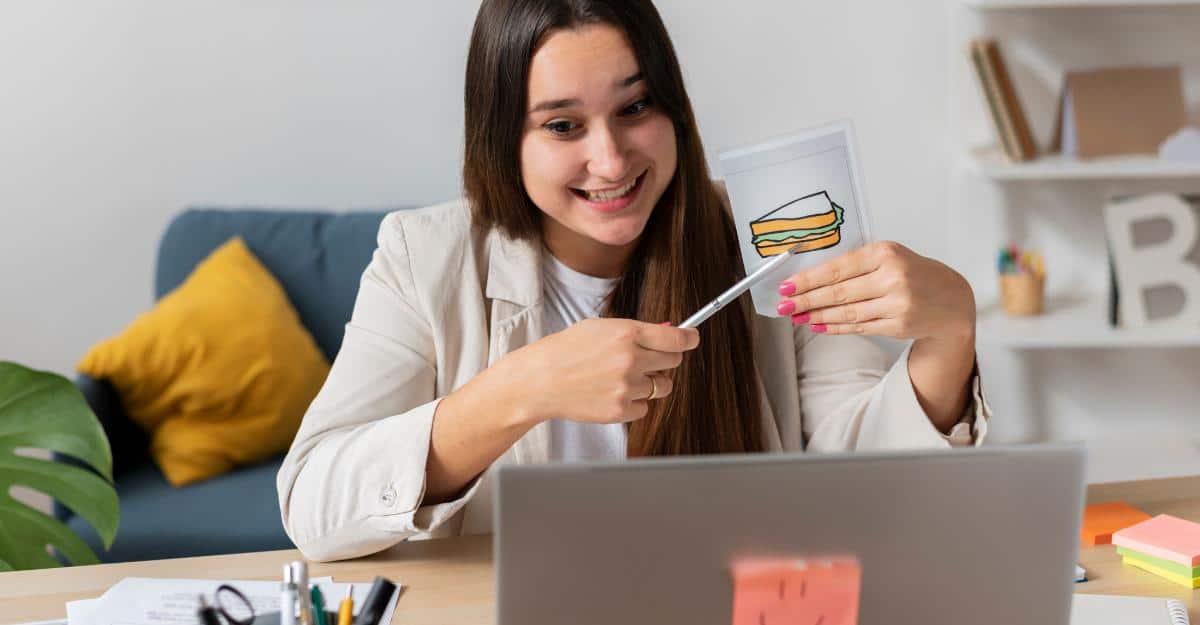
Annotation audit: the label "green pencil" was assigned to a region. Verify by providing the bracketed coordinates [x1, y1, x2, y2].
[310, 585, 328, 625]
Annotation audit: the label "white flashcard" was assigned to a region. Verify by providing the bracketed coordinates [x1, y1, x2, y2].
[719, 120, 873, 318]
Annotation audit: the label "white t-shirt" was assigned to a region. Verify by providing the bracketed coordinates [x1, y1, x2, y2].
[540, 252, 628, 462]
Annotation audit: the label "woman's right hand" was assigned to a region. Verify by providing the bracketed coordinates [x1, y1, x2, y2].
[426, 318, 698, 503]
[492, 318, 700, 426]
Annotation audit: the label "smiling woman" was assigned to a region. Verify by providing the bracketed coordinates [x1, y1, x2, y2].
[459, 0, 765, 465]
[276, 0, 990, 564]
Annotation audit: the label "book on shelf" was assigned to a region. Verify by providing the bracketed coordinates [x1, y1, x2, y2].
[1050, 66, 1186, 159]
[968, 38, 1037, 163]
[1107, 251, 1120, 329]
[983, 40, 1038, 160]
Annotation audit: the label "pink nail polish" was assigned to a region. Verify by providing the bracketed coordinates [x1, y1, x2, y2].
[778, 281, 796, 296]
[776, 300, 796, 316]
[811, 323, 828, 334]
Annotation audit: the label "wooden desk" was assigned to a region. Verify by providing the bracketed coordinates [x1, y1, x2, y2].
[4, 476, 1199, 625]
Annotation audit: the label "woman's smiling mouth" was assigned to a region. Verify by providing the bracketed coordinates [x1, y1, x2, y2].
[571, 172, 646, 213]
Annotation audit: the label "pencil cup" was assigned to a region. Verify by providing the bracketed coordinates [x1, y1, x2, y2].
[999, 273, 1044, 316]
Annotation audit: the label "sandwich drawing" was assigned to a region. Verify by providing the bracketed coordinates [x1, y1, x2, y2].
[749, 190, 846, 257]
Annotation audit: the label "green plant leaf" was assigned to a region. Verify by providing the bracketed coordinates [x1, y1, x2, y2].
[0, 361, 119, 569]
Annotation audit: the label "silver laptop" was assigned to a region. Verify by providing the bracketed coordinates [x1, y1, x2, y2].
[496, 444, 1085, 625]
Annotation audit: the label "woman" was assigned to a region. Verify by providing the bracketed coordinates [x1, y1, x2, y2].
[277, 0, 989, 562]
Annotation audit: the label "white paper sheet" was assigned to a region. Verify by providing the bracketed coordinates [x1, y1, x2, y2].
[1062, 87, 1077, 157]
[1071, 593, 1190, 625]
[719, 120, 873, 318]
[65, 576, 399, 625]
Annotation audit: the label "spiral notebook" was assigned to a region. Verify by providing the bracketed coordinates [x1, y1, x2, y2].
[1072, 594, 1190, 625]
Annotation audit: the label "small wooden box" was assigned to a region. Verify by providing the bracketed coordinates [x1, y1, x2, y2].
[999, 274, 1044, 316]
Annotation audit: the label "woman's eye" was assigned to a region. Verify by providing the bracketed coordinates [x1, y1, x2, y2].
[544, 120, 578, 136]
[621, 98, 650, 116]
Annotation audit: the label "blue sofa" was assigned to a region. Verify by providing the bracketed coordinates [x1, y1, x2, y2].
[61, 207, 392, 562]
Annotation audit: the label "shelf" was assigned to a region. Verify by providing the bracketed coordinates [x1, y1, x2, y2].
[966, 148, 1200, 181]
[978, 295, 1200, 348]
[967, 0, 1200, 9]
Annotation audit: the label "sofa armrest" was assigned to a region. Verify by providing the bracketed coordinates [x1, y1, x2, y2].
[53, 374, 144, 520]
[54, 375, 151, 522]
[74, 375, 150, 477]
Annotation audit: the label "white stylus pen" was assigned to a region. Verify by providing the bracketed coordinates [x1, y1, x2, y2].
[678, 243, 804, 329]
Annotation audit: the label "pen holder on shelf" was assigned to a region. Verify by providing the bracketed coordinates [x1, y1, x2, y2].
[999, 272, 1044, 316]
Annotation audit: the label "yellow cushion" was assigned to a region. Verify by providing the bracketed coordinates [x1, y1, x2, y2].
[78, 237, 330, 487]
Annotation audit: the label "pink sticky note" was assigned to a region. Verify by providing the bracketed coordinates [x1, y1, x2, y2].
[731, 556, 861, 625]
[1112, 514, 1200, 567]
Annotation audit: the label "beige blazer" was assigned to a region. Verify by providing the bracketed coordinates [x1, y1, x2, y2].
[276, 199, 990, 562]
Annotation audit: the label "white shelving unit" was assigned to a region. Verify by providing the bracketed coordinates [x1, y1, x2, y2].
[954, 1, 1200, 350]
[967, 0, 1200, 9]
[967, 148, 1200, 181]
[949, 0, 1200, 471]
[978, 296, 1200, 348]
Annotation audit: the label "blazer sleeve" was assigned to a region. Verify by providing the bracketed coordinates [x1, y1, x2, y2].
[796, 327, 990, 452]
[276, 213, 482, 562]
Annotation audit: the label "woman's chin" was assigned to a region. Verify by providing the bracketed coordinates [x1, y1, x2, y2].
[584, 219, 649, 249]
[543, 198, 657, 252]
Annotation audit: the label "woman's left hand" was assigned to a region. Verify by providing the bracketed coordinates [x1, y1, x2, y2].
[776, 241, 976, 341]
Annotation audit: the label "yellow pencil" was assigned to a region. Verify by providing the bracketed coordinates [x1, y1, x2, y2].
[337, 585, 353, 625]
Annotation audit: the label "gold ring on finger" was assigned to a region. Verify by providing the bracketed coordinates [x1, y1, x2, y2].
[645, 375, 658, 401]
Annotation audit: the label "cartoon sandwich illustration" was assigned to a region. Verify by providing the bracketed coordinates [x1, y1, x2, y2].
[749, 190, 845, 257]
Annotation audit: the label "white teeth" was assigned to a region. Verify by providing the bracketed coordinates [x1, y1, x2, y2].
[583, 177, 638, 202]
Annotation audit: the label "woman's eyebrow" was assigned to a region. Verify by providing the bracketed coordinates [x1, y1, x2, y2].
[527, 72, 645, 114]
[529, 98, 580, 114]
[616, 71, 643, 88]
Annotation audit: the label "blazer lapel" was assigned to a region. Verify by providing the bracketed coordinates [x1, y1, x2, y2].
[482, 228, 550, 465]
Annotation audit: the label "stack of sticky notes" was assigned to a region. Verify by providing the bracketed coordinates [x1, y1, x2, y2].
[1081, 501, 1152, 546]
[1112, 514, 1200, 588]
[730, 557, 861, 625]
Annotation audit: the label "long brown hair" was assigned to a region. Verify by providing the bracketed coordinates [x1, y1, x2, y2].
[463, 0, 764, 456]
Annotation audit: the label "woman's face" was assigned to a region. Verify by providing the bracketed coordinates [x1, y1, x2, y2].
[521, 24, 677, 277]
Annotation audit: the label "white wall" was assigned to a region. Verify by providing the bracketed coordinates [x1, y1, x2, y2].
[0, 2, 480, 374]
[1, 0, 955, 377]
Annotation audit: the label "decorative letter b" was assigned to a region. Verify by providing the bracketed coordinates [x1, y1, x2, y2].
[1104, 194, 1200, 329]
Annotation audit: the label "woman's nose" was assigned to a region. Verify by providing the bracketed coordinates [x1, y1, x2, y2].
[586, 125, 631, 181]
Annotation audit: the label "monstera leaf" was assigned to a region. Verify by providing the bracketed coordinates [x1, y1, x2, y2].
[0, 361, 119, 570]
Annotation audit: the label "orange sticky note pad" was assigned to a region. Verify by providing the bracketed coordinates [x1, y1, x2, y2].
[731, 556, 861, 625]
[1081, 501, 1151, 546]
